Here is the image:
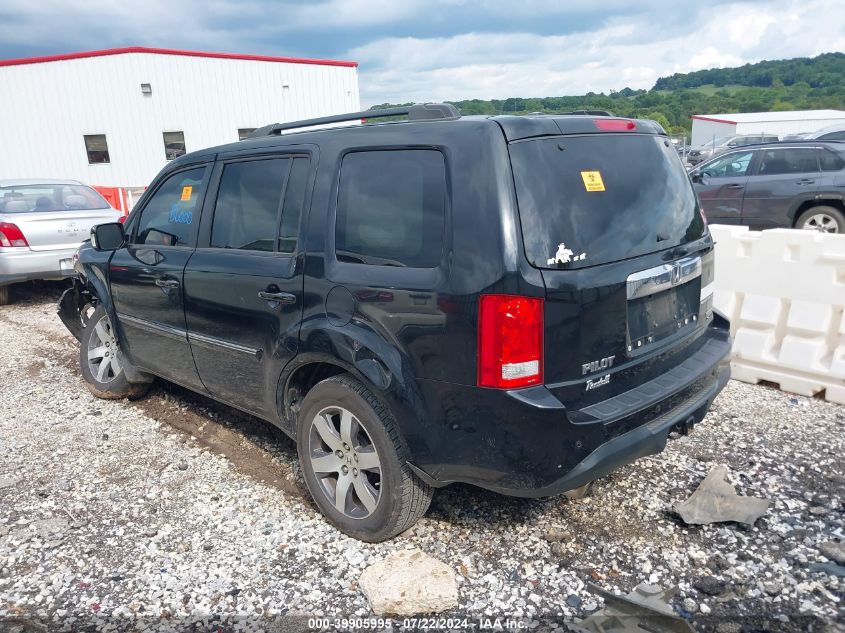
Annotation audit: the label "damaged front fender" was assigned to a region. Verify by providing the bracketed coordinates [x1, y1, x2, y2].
[57, 279, 94, 342]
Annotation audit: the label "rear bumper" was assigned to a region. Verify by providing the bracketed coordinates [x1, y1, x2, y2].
[498, 363, 730, 497]
[410, 323, 732, 497]
[0, 247, 78, 286]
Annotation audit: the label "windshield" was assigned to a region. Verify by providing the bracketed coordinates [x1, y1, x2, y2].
[0, 183, 110, 213]
[510, 133, 706, 270]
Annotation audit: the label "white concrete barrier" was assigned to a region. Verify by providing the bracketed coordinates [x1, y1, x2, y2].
[710, 225, 845, 404]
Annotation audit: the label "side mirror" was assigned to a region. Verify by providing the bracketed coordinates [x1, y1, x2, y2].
[691, 172, 702, 183]
[91, 222, 125, 251]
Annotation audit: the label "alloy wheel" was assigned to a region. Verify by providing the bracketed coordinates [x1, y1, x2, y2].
[802, 213, 839, 233]
[308, 406, 382, 519]
[87, 315, 123, 383]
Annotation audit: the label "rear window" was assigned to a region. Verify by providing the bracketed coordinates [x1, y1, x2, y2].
[0, 184, 110, 213]
[510, 134, 705, 269]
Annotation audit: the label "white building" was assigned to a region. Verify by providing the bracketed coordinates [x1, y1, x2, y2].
[690, 109, 845, 146]
[0, 47, 360, 188]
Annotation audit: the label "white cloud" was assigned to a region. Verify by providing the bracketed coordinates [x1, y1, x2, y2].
[351, 0, 845, 105]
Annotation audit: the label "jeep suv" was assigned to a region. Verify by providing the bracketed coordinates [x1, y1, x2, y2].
[58, 104, 731, 542]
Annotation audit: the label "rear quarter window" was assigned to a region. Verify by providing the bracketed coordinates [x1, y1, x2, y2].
[335, 149, 446, 268]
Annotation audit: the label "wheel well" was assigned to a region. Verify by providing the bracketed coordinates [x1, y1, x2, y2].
[280, 362, 347, 431]
[792, 199, 845, 227]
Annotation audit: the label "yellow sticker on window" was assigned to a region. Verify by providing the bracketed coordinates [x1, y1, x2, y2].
[180, 186, 193, 201]
[580, 171, 605, 192]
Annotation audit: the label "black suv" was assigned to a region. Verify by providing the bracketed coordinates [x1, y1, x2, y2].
[59, 104, 731, 542]
[690, 140, 845, 233]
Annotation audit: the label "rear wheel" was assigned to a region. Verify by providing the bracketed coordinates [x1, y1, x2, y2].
[297, 374, 432, 542]
[0, 286, 8, 306]
[79, 305, 150, 400]
[796, 205, 844, 233]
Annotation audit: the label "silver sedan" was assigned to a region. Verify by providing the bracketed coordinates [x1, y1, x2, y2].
[0, 179, 124, 305]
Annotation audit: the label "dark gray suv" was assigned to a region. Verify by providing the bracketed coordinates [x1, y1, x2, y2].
[690, 141, 845, 233]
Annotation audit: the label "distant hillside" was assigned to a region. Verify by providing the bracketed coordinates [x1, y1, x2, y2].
[652, 52, 845, 91]
[369, 52, 845, 135]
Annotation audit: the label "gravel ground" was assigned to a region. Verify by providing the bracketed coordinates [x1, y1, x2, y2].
[0, 281, 843, 633]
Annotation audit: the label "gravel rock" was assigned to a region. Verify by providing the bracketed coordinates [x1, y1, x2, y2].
[693, 575, 726, 596]
[0, 282, 843, 631]
[358, 549, 458, 616]
[818, 540, 845, 565]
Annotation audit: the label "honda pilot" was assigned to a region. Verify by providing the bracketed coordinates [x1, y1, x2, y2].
[59, 104, 731, 542]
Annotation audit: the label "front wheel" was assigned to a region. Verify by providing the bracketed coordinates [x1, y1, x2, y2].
[796, 205, 845, 233]
[297, 374, 432, 542]
[79, 305, 150, 400]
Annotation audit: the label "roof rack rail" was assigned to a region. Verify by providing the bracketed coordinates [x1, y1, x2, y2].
[558, 109, 615, 117]
[247, 102, 460, 138]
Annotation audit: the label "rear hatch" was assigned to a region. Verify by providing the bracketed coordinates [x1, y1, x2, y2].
[507, 125, 713, 408]
[0, 183, 118, 251]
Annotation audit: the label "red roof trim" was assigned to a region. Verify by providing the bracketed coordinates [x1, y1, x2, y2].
[690, 115, 737, 125]
[0, 46, 358, 69]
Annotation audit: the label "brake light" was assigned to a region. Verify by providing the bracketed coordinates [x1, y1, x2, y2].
[594, 118, 636, 131]
[0, 222, 28, 248]
[478, 294, 543, 389]
[699, 208, 708, 227]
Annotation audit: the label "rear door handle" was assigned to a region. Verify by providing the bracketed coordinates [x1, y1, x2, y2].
[155, 278, 180, 289]
[258, 291, 297, 304]
[796, 179, 816, 185]
[726, 184, 744, 189]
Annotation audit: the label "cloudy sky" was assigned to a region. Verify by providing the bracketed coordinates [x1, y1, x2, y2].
[1, 0, 843, 105]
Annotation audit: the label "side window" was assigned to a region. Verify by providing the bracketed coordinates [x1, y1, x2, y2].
[279, 157, 309, 253]
[758, 148, 818, 175]
[335, 150, 446, 268]
[211, 158, 289, 252]
[819, 149, 845, 171]
[134, 167, 207, 247]
[701, 151, 754, 178]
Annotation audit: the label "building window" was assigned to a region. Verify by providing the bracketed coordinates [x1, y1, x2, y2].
[163, 132, 186, 160]
[84, 134, 110, 164]
[238, 128, 256, 141]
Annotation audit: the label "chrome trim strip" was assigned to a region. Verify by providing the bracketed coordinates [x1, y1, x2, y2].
[627, 255, 702, 300]
[117, 313, 187, 341]
[188, 332, 260, 357]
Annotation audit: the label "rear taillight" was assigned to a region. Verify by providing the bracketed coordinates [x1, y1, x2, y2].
[478, 294, 543, 389]
[118, 215, 127, 224]
[594, 118, 636, 131]
[0, 222, 28, 248]
[699, 207, 708, 227]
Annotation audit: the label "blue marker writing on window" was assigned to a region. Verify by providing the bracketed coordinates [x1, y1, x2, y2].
[169, 203, 193, 225]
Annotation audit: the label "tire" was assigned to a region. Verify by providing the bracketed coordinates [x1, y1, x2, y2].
[296, 374, 432, 542]
[79, 305, 151, 400]
[795, 205, 845, 234]
[0, 285, 8, 306]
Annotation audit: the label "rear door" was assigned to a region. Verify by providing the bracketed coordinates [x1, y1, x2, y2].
[183, 153, 311, 417]
[508, 132, 711, 404]
[109, 165, 210, 390]
[741, 147, 821, 229]
[692, 150, 755, 224]
[0, 183, 118, 251]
